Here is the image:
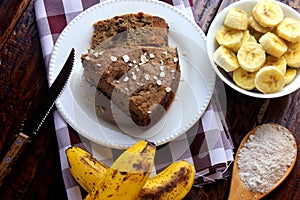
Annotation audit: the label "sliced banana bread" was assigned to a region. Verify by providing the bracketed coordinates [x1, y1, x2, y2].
[91, 12, 169, 49]
[82, 46, 180, 126]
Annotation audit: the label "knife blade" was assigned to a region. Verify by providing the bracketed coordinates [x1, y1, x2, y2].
[0, 48, 75, 185]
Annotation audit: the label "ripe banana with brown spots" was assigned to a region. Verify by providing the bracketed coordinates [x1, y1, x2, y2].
[85, 140, 156, 200]
[137, 160, 195, 200]
[66, 146, 108, 192]
[66, 145, 195, 199]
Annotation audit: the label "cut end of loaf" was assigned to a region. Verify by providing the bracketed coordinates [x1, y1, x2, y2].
[81, 12, 180, 128]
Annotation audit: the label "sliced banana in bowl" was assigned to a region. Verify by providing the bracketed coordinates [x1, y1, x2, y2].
[255, 66, 285, 94]
[237, 42, 266, 72]
[252, 0, 284, 28]
[259, 32, 287, 58]
[277, 18, 300, 43]
[207, 0, 300, 98]
[233, 68, 257, 91]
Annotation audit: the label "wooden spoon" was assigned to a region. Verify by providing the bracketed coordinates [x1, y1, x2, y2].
[228, 124, 297, 200]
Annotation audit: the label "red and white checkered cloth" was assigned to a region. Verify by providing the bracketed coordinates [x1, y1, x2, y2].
[34, 0, 234, 199]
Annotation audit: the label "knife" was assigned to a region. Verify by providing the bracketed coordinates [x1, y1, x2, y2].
[0, 48, 75, 185]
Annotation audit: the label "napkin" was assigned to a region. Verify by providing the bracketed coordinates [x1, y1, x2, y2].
[34, 0, 234, 199]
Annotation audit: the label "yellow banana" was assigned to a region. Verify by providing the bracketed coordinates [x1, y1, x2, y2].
[233, 68, 257, 90]
[137, 160, 195, 200]
[255, 65, 285, 94]
[277, 18, 300, 43]
[259, 32, 287, 58]
[284, 42, 300, 68]
[252, 0, 283, 28]
[224, 8, 248, 30]
[213, 46, 240, 72]
[215, 25, 244, 52]
[85, 140, 156, 200]
[66, 146, 195, 199]
[237, 42, 266, 72]
[66, 146, 108, 193]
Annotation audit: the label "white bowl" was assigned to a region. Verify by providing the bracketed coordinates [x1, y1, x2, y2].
[207, 0, 300, 98]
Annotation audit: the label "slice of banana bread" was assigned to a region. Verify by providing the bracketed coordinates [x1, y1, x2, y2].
[82, 46, 180, 126]
[91, 12, 169, 49]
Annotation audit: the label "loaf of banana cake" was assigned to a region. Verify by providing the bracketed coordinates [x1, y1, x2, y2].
[82, 46, 180, 126]
[91, 12, 169, 49]
[82, 12, 180, 127]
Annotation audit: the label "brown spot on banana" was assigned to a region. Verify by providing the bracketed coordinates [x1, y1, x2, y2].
[66, 147, 195, 199]
[137, 160, 195, 200]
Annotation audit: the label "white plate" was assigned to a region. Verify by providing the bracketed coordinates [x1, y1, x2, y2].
[49, 0, 215, 149]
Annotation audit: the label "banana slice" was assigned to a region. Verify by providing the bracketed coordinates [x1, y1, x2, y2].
[277, 18, 300, 43]
[233, 30, 257, 53]
[259, 32, 287, 57]
[237, 42, 266, 72]
[249, 15, 273, 33]
[241, 30, 257, 45]
[252, 0, 284, 28]
[233, 68, 257, 90]
[224, 8, 248, 30]
[255, 66, 285, 94]
[264, 55, 287, 74]
[284, 68, 298, 85]
[215, 25, 244, 52]
[213, 46, 240, 72]
[284, 42, 300, 68]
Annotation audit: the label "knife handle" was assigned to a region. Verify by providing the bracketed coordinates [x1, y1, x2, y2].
[0, 132, 29, 186]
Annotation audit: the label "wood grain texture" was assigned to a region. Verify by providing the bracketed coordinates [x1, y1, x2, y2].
[193, 0, 222, 33]
[186, 0, 300, 200]
[228, 124, 297, 200]
[0, 0, 299, 199]
[0, 0, 67, 199]
[0, 133, 29, 186]
[0, 0, 43, 156]
[0, 0, 31, 50]
[260, 89, 300, 200]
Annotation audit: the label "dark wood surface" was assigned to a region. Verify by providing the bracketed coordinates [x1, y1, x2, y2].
[0, 0, 299, 199]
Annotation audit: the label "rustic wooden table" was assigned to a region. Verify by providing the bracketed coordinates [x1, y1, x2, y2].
[0, 0, 299, 199]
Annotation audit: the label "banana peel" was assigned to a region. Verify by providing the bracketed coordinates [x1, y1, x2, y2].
[137, 160, 195, 200]
[66, 143, 195, 200]
[85, 140, 156, 200]
[66, 146, 108, 192]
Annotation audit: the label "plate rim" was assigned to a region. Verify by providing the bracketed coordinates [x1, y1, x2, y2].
[49, 0, 216, 148]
